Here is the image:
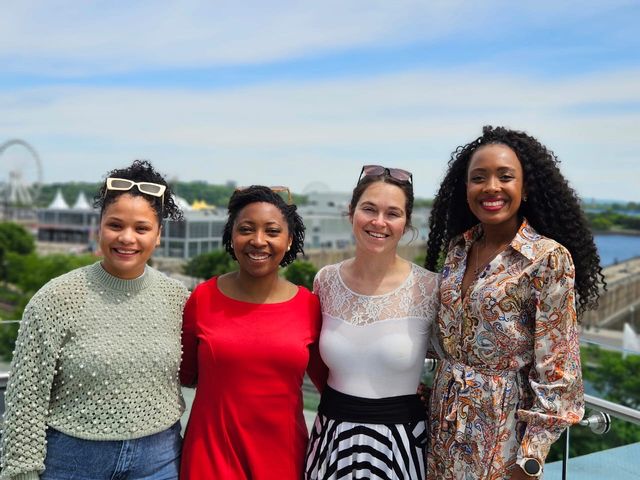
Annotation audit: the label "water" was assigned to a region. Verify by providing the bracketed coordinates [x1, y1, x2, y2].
[594, 234, 640, 266]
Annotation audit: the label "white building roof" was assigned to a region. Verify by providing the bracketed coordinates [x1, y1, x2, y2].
[48, 189, 69, 209]
[72, 191, 92, 210]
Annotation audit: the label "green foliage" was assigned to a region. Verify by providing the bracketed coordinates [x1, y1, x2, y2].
[6, 252, 96, 295]
[0, 222, 36, 282]
[283, 260, 318, 290]
[547, 344, 640, 462]
[184, 250, 237, 279]
[586, 211, 640, 231]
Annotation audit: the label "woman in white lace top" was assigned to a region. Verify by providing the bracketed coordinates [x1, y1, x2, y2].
[304, 165, 440, 480]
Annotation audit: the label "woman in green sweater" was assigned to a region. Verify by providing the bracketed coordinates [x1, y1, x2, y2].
[0, 160, 189, 480]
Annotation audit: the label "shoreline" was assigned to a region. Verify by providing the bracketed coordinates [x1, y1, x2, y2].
[593, 229, 640, 237]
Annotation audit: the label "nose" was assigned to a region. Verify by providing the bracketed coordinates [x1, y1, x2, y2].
[483, 175, 500, 193]
[250, 230, 268, 247]
[118, 227, 135, 244]
[371, 213, 386, 226]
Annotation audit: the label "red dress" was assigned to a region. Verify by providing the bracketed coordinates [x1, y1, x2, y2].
[180, 277, 326, 479]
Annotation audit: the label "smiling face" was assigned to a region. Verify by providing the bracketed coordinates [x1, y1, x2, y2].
[232, 201, 292, 278]
[350, 181, 407, 255]
[99, 193, 161, 279]
[466, 143, 525, 232]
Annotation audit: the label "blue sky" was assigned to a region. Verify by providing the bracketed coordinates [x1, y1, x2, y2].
[1, 1, 639, 201]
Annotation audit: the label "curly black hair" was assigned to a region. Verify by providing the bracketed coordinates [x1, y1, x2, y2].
[222, 186, 305, 267]
[93, 160, 183, 222]
[425, 125, 605, 316]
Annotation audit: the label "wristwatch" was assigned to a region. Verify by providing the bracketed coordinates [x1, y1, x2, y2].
[517, 457, 542, 477]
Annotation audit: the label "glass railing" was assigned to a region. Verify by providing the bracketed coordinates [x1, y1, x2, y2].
[1, 318, 639, 479]
[543, 338, 640, 479]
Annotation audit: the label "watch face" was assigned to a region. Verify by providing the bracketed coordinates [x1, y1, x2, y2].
[524, 458, 541, 475]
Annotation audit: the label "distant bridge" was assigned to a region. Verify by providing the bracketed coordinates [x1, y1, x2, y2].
[582, 257, 640, 330]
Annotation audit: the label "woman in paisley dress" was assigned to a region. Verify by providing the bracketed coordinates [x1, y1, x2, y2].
[425, 126, 604, 479]
[305, 166, 440, 480]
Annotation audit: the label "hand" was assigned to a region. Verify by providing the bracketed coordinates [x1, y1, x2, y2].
[416, 382, 431, 408]
[508, 465, 535, 480]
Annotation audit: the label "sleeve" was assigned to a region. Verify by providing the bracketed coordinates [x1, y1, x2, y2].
[0, 288, 65, 480]
[425, 273, 443, 360]
[516, 246, 584, 464]
[179, 286, 200, 387]
[306, 292, 328, 392]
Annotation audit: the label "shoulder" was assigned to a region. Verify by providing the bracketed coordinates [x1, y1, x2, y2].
[29, 264, 92, 303]
[525, 231, 574, 269]
[313, 262, 340, 292]
[294, 285, 320, 307]
[147, 267, 190, 299]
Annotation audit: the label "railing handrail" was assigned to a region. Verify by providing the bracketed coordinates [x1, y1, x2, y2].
[584, 393, 640, 426]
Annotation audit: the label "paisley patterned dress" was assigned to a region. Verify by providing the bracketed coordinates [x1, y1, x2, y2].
[428, 219, 584, 479]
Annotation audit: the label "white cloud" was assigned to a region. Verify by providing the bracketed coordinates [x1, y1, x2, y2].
[1, 0, 636, 75]
[1, 65, 639, 200]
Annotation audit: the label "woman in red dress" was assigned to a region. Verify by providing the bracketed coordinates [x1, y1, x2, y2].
[180, 185, 327, 479]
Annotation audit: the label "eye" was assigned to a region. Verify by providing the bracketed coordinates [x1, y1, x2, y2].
[469, 175, 485, 183]
[500, 174, 515, 181]
[136, 226, 151, 233]
[237, 225, 253, 234]
[266, 228, 282, 236]
[362, 206, 375, 212]
[107, 222, 122, 229]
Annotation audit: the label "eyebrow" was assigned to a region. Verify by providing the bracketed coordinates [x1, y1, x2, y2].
[361, 201, 405, 212]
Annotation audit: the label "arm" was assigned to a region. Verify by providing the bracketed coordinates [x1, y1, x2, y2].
[0, 289, 64, 480]
[306, 292, 328, 392]
[516, 247, 584, 466]
[179, 287, 199, 387]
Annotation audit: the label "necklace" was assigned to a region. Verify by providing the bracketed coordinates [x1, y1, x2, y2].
[473, 235, 511, 276]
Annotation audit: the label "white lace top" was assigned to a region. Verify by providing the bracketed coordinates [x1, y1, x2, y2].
[314, 262, 440, 399]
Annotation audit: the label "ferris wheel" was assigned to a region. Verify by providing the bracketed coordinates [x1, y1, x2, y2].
[0, 139, 44, 206]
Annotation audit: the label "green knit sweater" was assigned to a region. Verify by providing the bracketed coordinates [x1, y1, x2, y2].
[0, 262, 189, 480]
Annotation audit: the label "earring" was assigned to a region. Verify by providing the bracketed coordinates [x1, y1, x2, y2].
[523, 194, 528, 202]
[287, 245, 291, 252]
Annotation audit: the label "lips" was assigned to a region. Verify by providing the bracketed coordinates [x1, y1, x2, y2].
[113, 248, 139, 256]
[247, 251, 270, 261]
[366, 230, 389, 239]
[480, 198, 506, 211]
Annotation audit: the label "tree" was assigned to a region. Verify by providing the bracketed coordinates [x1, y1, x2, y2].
[0, 222, 35, 282]
[283, 260, 317, 290]
[184, 250, 237, 279]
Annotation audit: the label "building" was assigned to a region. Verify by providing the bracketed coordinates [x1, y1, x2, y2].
[36, 189, 428, 259]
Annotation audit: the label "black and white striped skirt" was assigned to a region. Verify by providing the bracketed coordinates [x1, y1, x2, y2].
[304, 386, 427, 480]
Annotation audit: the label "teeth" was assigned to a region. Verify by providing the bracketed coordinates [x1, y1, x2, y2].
[248, 253, 269, 260]
[367, 231, 387, 238]
[115, 249, 136, 254]
[483, 200, 504, 207]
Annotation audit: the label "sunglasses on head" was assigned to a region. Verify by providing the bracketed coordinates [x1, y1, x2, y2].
[106, 177, 167, 197]
[235, 185, 293, 204]
[105, 177, 166, 216]
[357, 165, 413, 184]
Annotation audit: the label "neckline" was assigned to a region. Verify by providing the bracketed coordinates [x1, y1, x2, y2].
[90, 261, 154, 292]
[213, 276, 302, 305]
[336, 261, 415, 298]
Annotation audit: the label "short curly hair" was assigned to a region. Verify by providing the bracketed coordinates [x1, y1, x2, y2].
[425, 125, 605, 316]
[93, 160, 183, 222]
[222, 186, 305, 267]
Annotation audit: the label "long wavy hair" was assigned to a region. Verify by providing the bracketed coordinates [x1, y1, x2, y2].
[425, 125, 605, 316]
